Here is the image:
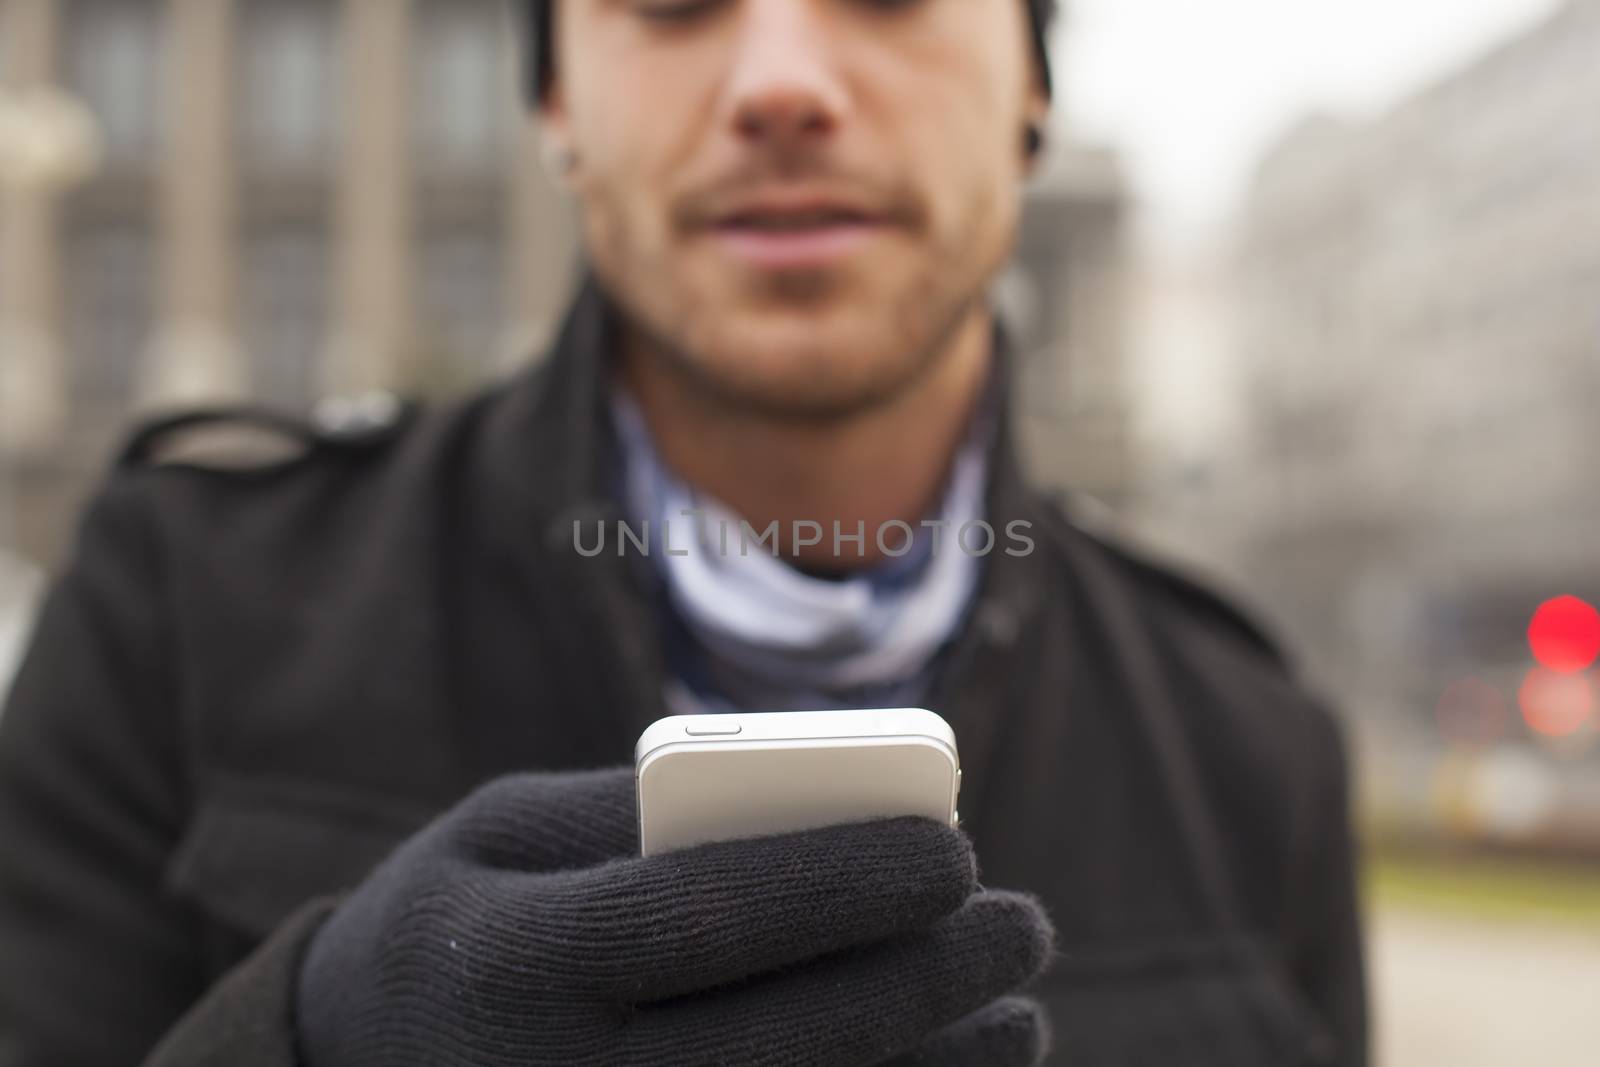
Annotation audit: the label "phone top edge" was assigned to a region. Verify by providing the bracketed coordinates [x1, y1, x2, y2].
[633, 708, 956, 767]
[636, 733, 961, 789]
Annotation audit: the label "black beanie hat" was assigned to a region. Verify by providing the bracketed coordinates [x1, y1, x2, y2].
[524, 0, 1057, 106]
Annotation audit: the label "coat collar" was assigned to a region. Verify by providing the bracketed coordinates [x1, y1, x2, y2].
[478, 271, 623, 540]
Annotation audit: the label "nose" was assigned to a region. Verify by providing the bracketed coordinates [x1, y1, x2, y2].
[724, 0, 849, 150]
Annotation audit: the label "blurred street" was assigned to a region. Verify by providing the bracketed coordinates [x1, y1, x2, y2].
[1373, 906, 1600, 1067]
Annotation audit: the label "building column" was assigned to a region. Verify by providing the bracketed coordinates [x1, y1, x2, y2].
[143, 0, 248, 408]
[326, 0, 414, 395]
[0, 0, 67, 455]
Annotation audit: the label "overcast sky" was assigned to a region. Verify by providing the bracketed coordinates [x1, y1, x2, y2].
[1056, 0, 1566, 254]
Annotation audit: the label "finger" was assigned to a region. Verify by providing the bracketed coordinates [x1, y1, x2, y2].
[876, 996, 1051, 1067]
[550, 815, 978, 998]
[626, 890, 1055, 1066]
[450, 766, 638, 871]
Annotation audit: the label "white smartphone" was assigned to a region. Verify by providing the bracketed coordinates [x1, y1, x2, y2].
[634, 708, 960, 856]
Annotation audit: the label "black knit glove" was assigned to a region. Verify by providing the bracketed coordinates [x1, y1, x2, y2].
[296, 768, 1053, 1066]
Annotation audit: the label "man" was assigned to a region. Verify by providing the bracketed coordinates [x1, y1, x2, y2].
[0, 1, 1366, 1064]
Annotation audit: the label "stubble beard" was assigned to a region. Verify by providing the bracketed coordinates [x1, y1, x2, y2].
[589, 195, 1011, 426]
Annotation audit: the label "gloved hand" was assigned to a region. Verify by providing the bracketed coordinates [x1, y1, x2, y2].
[296, 767, 1054, 1066]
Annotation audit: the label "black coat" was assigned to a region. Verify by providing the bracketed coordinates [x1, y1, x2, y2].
[0, 276, 1366, 1066]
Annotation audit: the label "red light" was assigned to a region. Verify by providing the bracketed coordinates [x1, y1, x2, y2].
[1527, 595, 1600, 674]
[1518, 668, 1595, 738]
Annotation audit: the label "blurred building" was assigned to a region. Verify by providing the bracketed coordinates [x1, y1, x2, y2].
[1008, 143, 1133, 512]
[1, 0, 578, 566]
[0, 0, 1129, 569]
[1227, 0, 1600, 769]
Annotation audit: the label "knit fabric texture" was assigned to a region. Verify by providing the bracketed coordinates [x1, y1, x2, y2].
[296, 767, 1055, 1066]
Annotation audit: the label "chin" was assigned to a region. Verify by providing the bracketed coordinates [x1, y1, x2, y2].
[681, 306, 934, 421]
[609, 244, 974, 419]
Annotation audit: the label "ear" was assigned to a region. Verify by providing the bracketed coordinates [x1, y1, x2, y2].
[536, 85, 581, 185]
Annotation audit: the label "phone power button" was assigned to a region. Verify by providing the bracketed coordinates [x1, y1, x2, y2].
[685, 721, 743, 737]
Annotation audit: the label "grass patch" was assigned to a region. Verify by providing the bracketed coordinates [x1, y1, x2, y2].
[1367, 850, 1600, 929]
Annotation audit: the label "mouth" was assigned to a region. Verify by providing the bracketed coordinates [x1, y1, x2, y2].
[719, 205, 875, 230]
[704, 200, 893, 270]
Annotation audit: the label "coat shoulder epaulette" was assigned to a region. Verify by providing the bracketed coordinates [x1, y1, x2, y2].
[116, 391, 417, 475]
[1048, 489, 1292, 670]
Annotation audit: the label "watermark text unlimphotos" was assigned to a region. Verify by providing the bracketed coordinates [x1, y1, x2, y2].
[574, 511, 1035, 560]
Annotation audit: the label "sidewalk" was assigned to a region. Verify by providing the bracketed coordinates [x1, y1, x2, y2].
[1372, 905, 1600, 1066]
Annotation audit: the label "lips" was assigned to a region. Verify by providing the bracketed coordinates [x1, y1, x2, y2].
[718, 206, 874, 231]
[703, 198, 890, 269]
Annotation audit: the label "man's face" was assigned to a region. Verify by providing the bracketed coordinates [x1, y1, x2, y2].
[543, 0, 1045, 419]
